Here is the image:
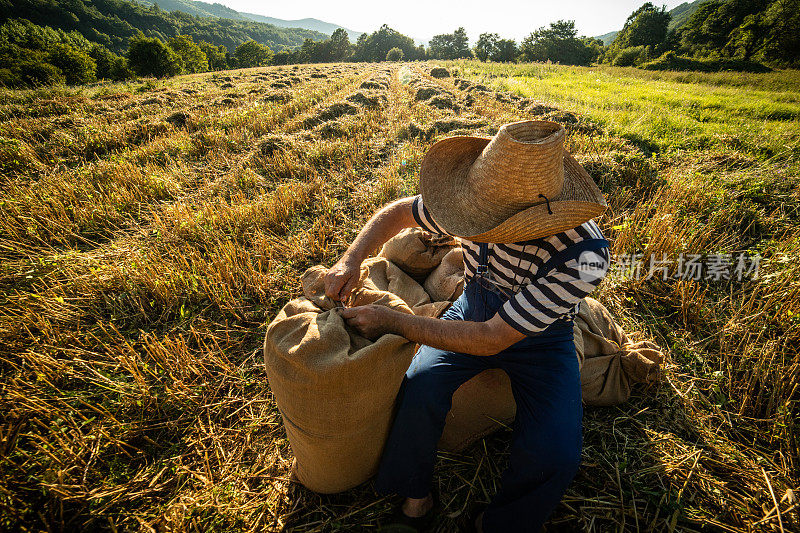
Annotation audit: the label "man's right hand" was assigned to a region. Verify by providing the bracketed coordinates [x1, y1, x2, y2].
[324, 257, 362, 302]
[322, 197, 416, 302]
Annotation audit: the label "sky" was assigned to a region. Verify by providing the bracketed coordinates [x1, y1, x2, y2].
[218, 0, 689, 42]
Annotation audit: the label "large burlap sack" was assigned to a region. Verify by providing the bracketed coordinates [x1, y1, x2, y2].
[439, 297, 664, 452]
[302, 257, 451, 319]
[424, 248, 465, 302]
[379, 228, 459, 280]
[438, 369, 515, 452]
[263, 257, 448, 493]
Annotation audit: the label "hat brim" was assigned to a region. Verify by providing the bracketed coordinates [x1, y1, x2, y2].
[419, 135, 607, 243]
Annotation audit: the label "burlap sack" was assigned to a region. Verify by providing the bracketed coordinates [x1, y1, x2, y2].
[439, 297, 664, 452]
[302, 258, 451, 319]
[438, 369, 515, 452]
[263, 257, 448, 493]
[424, 248, 466, 302]
[574, 297, 663, 406]
[379, 228, 459, 280]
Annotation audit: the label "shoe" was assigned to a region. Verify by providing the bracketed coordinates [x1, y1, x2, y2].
[378, 492, 439, 533]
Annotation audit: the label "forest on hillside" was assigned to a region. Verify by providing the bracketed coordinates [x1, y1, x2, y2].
[601, 0, 799, 69]
[1, 0, 326, 54]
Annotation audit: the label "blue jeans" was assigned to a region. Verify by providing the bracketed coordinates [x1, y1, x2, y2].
[375, 277, 582, 532]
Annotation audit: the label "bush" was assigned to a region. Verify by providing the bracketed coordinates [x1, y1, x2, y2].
[0, 43, 66, 88]
[127, 33, 182, 78]
[47, 43, 97, 85]
[168, 34, 209, 74]
[271, 50, 293, 65]
[520, 20, 595, 65]
[0, 68, 15, 87]
[640, 51, 772, 73]
[108, 56, 133, 80]
[0, 18, 92, 54]
[89, 44, 115, 78]
[0, 20, 130, 87]
[612, 45, 647, 67]
[386, 47, 404, 61]
[0, 42, 30, 65]
[89, 45, 131, 81]
[12, 60, 65, 87]
[199, 41, 227, 70]
[234, 40, 272, 68]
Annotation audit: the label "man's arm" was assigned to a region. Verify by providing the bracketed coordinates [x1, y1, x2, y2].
[339, 305, 525, 356]
[325, 197, 418, 301]
[339, 249, 610, 357]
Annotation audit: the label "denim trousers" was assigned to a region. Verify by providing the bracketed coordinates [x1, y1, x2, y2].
[374, 276, 582, 532]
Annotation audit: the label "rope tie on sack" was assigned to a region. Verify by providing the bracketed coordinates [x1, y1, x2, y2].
[538, 194, 553, 215]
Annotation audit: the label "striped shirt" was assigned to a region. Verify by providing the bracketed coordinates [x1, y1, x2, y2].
[412, 195, 610, 336]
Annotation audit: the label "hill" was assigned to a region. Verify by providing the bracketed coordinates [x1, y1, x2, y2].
[132, 0, 364, 41]
[667, 0, 707, 30]
[0, 0, 328, 54]
[596, 31, 618, 46]
[134, 0, 247, 20]
[595, 0, 707, 44]
[239, 14, 363, 43]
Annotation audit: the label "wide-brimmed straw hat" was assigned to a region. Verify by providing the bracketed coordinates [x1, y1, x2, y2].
[419, 120, 607, 243]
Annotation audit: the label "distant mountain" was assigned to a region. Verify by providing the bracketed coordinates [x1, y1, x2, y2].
[134, 0, 363, 41]
[136, 0, 247, 20]
[596, 31, 618, 46]
[239, 14, 363, 42]
[594, 0, 707, 45]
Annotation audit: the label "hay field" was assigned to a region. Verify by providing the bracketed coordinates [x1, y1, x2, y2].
[1, 61, 798, 531]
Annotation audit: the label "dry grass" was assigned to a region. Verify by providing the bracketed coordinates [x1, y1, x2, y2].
[0, 61, 798, 532]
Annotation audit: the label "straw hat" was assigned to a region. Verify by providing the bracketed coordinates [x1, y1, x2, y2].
[419, 120, 607, 243]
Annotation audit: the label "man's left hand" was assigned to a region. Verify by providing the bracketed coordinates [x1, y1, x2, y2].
[339, 305, 394, 340]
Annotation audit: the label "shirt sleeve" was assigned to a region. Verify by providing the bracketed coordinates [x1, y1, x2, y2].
[497, 247, 610, 336]
[411, 195, 450, 235]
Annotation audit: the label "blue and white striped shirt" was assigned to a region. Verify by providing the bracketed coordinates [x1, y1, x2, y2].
[412, 195, 610, 336]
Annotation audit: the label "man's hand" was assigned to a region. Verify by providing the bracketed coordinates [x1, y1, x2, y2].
[339, 305, 394, 340]
[323, 197, 417, 302]
[324, 257, 362, 302]
[340, 304, 526, 356]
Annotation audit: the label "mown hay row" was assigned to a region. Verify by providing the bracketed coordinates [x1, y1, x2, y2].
[0, 66, 368, 255]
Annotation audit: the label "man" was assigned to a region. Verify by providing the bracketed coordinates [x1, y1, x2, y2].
[324, 120, 610, 532]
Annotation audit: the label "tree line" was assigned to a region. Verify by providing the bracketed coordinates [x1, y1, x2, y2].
[1, 0, 798, 89]
[601, 0, 798, 68]
[0, 19, 131, 88]
[286, 0, 798, 68]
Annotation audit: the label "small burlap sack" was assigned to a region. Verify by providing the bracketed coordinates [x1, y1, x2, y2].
[424, 248, 466, 302]
[379, 227, 458, 280]
[439, 297, 664, 452]
[574, 297, 663, 406]
[263, 257, 448, 493]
